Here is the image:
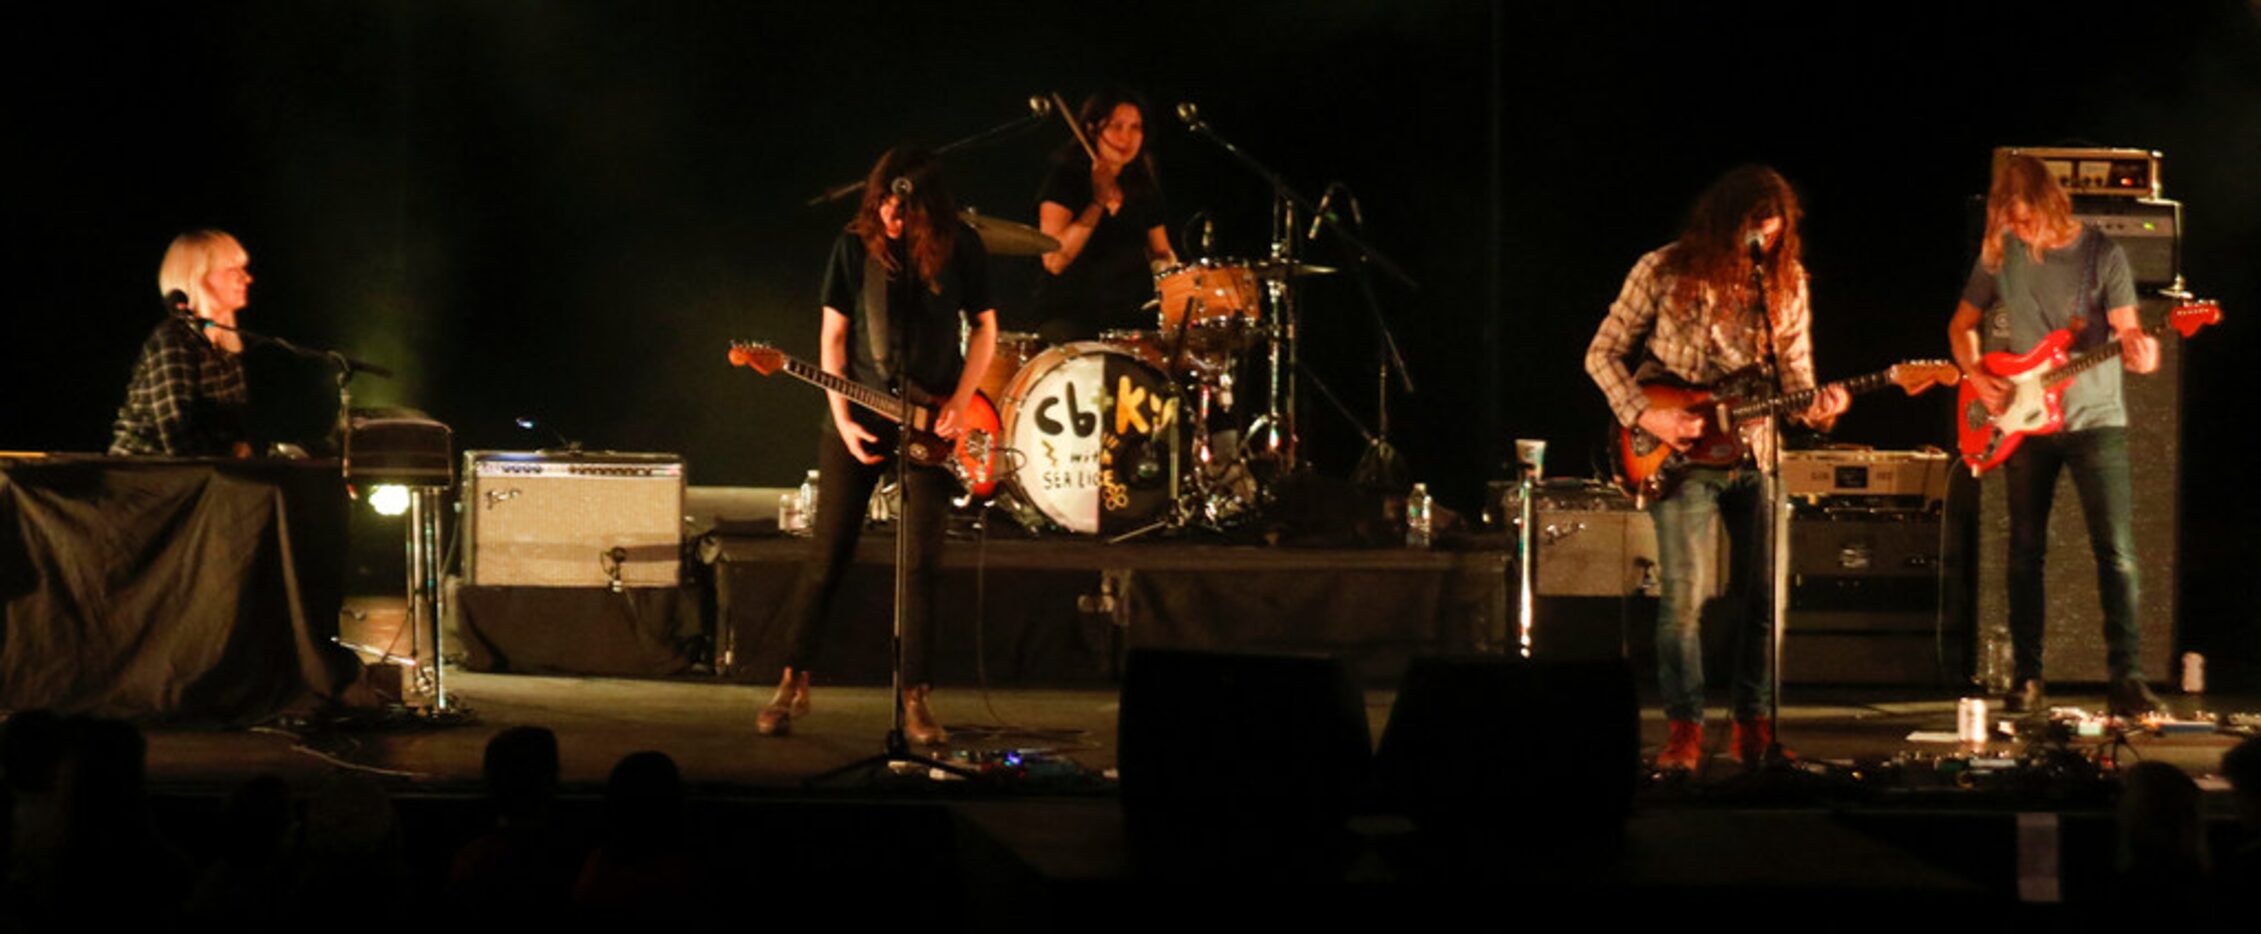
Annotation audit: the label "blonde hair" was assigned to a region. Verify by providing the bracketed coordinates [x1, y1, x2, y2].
[156, 229, 247, 314]
[1981, 155, 2082, 273]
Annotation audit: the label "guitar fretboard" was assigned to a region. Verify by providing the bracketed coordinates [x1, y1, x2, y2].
[2039, 319, 2177, 386]
[1727, 366, 1903, 422]
[750, 347, 907, 424]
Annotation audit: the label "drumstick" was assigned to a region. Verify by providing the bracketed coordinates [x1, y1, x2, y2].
[1052, 92, 1100, 163]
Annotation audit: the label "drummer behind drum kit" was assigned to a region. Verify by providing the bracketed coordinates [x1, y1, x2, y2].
[735, 206, 1335, 541]
[966, 210, 1333, 539]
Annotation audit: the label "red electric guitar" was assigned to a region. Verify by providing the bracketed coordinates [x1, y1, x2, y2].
[1956, 299, 2222, 475]
[1617, 360, 1961, 506]
[727, 341, 1000, 497]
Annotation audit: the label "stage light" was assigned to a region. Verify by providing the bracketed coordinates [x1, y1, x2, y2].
[368, 484, 412, 517]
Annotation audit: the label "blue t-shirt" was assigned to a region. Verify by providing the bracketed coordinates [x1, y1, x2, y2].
[1961, 226, 2137, 431]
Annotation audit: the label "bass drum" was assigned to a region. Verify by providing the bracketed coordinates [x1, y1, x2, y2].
[998, 342, 1179, 535]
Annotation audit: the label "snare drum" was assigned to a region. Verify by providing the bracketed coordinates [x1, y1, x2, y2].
[998, 342, 1179, 534]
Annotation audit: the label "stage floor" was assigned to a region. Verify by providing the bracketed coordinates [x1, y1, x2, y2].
[113, 669, 2256, 905]
[140, 669, 2249, 793]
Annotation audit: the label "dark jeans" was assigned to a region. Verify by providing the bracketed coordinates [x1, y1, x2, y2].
[2003, 426, 2141, 683]
[1646, 467, 1775, 722]
[779, 419, 955, 685]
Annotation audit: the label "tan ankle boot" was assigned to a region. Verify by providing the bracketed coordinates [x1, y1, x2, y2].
[902, 684, 948, 746]
[756, 668, 811, 736]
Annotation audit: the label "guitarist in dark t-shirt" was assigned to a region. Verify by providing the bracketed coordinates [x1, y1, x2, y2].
[757, 147, 997, 746]
[1947, 153, 2162, 716]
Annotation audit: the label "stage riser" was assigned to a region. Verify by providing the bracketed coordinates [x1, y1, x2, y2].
[708, 537, 1509, 687]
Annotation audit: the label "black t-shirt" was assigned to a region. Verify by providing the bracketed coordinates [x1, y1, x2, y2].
[1030, 157, 1165, 337]
[819, 222, 992, 399]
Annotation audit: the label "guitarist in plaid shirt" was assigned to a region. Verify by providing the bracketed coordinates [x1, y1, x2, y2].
[1584, 166, 1847, 771]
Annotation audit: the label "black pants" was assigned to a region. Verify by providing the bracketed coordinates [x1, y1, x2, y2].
[779, 419, 954, 684]
[2003, 427, 2141, 683]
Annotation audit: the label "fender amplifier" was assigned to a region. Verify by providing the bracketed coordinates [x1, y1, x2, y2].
[463, 451, 685, 588]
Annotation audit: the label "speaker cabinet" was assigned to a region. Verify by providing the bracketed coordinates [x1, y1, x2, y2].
[1964, 297, 2182, 687]
[463, 451, 685, 588]
[1784, 509, 1959, 685]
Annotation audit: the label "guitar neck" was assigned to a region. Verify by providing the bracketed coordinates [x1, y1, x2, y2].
[1727, 368, 1897, 422]
[774, 355, 907, 424]
[2040, 318, 2173, 385]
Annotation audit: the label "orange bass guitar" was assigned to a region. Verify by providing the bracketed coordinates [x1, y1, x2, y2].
[727, 341, 1000, 497]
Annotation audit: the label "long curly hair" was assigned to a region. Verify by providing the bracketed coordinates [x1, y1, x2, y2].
[1661, 165, 1804, 322]
[851, 147, 957, 293]
[1981, 153, 2082, 273]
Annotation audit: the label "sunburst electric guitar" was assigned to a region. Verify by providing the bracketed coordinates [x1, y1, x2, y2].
[1956, 299, 2221, 475]
[727, 341, 1000, 497]
[1617, 360, 1962, 506]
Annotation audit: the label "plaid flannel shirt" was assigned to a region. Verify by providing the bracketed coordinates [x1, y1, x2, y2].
[1585, 245, 1818, 429]
[109, 317, 249, 455]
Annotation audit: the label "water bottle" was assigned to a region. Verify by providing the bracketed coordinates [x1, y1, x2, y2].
[1406, 482, 1433, 549]
[797, 469, 820, 533]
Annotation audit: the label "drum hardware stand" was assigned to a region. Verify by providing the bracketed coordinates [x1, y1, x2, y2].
[1175, 103, 1418, 478]
[1107, 316, 1196, 544]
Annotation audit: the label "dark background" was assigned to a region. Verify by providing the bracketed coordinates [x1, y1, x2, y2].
[7, 1, 2256, 685]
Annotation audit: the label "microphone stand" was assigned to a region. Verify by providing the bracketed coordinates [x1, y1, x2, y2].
[1749, 248, 1796, 770]
[1176, 106, 1418, 474]
[1327, 186, 1416, 492]
[189, 315, 393, 455]
[190, 313, 454, 711]
[806, 99, 1056, 207]
[812, 234, 976, 786]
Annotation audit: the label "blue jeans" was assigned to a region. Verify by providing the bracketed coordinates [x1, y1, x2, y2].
[2003, 427, 2141, 683]
[1647, 467, 1774, 722]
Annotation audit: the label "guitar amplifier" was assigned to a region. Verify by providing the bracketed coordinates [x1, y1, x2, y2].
[1781, 447, 1951, 512]
[463, 451, 685, 588]
[1498, 481, 1727, 598]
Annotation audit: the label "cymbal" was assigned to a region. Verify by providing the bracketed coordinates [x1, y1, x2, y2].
[959, 209, 1060, 256]
[1247, 260, 1338, 279]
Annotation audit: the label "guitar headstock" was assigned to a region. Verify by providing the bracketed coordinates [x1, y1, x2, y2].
[1888, 359, 1962, 395]
[727, 340, 786, 375]
[2168, 300, 2222, 338]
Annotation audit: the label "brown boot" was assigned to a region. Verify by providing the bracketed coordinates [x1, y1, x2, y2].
[755, 668, 811, 737]
[902, 684, 948, 747]
[1731, 717, 1791, 765]
[1656, 719, 1703, 771]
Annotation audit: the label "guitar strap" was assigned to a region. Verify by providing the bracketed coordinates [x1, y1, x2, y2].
[2076, 225, 2105, 349]
[862, 248, 896, 383]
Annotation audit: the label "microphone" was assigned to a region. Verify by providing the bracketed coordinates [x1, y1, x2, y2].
[1746, 230, 1766, 265]
[890, 176, 914, 197]
[1201, 217, 1215, 256]
[1027, 95, 1052, 117]
[1174, 101, 1205, 131]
